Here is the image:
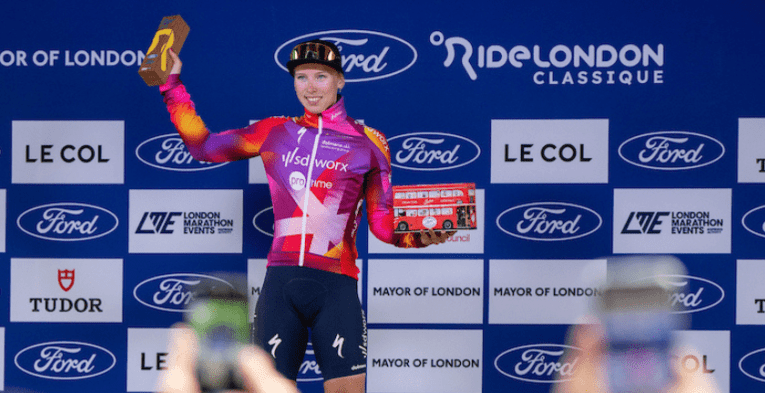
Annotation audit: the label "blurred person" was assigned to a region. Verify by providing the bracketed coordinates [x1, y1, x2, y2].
[157, 40, 454, 392]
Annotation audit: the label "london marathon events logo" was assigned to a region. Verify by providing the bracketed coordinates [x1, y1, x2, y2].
[17, 202, 119, 241]
[133, 273, 234, 312]
[631, 275, 724, 314]
[136, 133, 228, 172]
[741, 205, 765, 239]
[739, 347, 765, 383]
[494, 344, 580, 383]
[388, 132, 481, 171]
[15, 341, 116, 380]
[618, 131, 725, 170]
[275, 30, 417, 82]
[496, 202, 602, 241]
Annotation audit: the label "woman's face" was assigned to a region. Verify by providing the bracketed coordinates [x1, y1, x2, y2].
[294, 63, 345, 114]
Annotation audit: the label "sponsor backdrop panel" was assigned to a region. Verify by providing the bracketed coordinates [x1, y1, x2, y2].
[1, 0, 765, 391]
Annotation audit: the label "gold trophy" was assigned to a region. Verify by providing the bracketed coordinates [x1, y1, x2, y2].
[139, 15, 190, 86]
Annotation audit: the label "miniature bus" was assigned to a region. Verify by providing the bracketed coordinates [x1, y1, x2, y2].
[392, 182, 477, 233]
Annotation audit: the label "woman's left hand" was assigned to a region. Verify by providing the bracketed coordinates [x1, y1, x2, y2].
[420, 229, 457, 246]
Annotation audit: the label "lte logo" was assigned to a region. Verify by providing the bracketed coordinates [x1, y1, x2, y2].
[58, 269, 75, 292]
[135, 212, 182, 234]
[621, 211, 669, 234]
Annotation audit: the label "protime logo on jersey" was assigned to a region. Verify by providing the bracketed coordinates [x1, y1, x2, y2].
[12, 121, 124, 184]
[136, 133, 229, 172]
[275, 30, 417, 82]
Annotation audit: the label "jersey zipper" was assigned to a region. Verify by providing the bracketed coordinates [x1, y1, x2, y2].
[299, 115, 323, 266]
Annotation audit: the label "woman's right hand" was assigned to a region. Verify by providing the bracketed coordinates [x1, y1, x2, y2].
[168, 49, 182, 75]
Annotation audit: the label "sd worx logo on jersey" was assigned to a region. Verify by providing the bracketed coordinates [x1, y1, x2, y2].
[17, 202, 119, 241]
[275, 30, 417, 82]
[136, 133, 228, 172]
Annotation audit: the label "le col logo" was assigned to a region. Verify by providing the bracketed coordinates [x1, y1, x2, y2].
[388, 132, 481, 171]
[253, 206, 275, 237]
[133, 273, 234, 312]
[741, 205, 765, 239]
[618, 131, 725, 170]
[136, 133, 228, 172]
[275, 30, 417, 82]
[633, 275, 724, 314]
[739, 347, 765, 383]
[494, 344, 580, 383]
[15, 341, 117, 380]
[17, 202, 119, 241]
[496, 202, 602, 241]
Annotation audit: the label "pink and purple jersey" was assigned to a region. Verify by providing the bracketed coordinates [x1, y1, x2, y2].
[161, 75, 423, 279]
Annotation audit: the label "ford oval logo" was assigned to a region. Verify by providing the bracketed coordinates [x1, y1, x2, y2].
[136, 133, 229, 172]
[275, 30, 417, 82]
[389, 132, 481, 171]
[252, 206, 274, 237]
[632, 275, 724, 314]
[133, 273, 234, 312]
[742, 205, 765, 238]
[618, 131, 725, 170]
[494, 344, 580, 383]
[15, 341, 116, 380]
[496, 202, 602, 241]
[17, 202, 119, 242]
[739, 347, 765, 383]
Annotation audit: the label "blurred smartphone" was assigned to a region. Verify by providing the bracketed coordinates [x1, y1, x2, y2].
[599, 256, 687, 393]
[185, 277, 249, 392]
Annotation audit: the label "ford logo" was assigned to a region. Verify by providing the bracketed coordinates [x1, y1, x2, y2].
[297, 341, 323, 383]
[742, 205, 765, 239]
[632, 275, 724, 314]
[252, 206, 274, 237]
[17, 202, 119, 242]
[136, 133, 229, 172]
[275, 30, 417, 82]
[15, 341, 116, 380]
[133, 273, 234, 312]
[618, 131, 725, 170]
[496, 202, 602, 241]
[389, 132, 481, 171]
[739, 347, 765, 383]
[494, 344, 580, 383]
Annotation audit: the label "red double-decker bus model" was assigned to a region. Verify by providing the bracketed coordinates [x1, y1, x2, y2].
[392, 182, 477, 233]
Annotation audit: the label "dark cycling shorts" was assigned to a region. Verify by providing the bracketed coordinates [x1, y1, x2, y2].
[253, 266, 367, 381]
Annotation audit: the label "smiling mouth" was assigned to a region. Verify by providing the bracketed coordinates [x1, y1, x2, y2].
[306, 97, 322, 104]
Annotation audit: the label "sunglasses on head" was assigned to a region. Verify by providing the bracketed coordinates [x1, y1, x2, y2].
[290, 42, 338, 62]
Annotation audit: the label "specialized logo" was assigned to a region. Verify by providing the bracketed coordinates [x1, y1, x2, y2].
[618, 131, 725, 170]
[621, 211, 724, 235]
[333, 334, 345, 358]
[389, 132, 480, 171]
[58, 269, 75, 292]
[15, 341, 116, 380]
[136, 133, 228, 171]
[496, 202, 602, 241]
[133, 273, 234, 312]
[17, 202, 119, 241]
[430, 31, 664, 85]
[268, 334, 282, 358]
[742, 205, 765, 239]
[253, 206, 275, 237]
[632, 275, 724, 314]
[494, 344, 580, 383]
[275, 30, 417, 82]
[739, 348, 765, 383]
[135, 211, 234, 235]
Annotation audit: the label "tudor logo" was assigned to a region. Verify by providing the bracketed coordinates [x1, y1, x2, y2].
[618, 131, 725, 170]
[15, 341, 117, 380]
[133, 273, 234, 312]
[275, 30, 417, 82]
[253, 206, 275, 237]
[632, 275, 724, 314]
[17, 202, 119, 241]
[389, 132, 481, 171]
[494, 344, 580, 383]
[739, 347, 765, 383]
[742, 205, 765, 238]
[58, 269, 75, 292]
[136, 133, 228, 172]
[496, 202, 602, 241]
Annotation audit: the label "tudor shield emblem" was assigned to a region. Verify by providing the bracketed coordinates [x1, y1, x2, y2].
[58, 269, 75, 292]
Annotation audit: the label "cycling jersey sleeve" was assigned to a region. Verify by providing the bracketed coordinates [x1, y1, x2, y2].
[363, 127, 426, 248]
[160, 74, 282, 162]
